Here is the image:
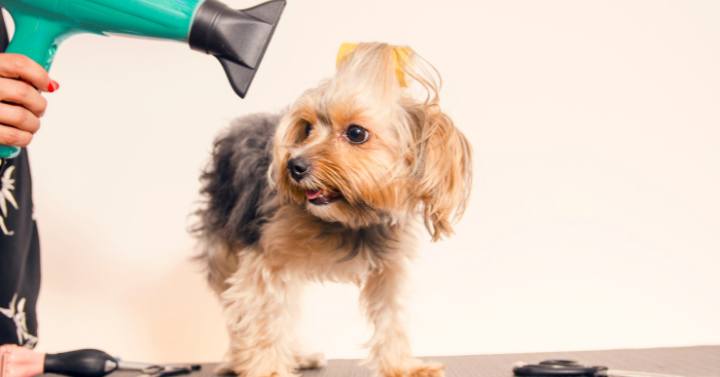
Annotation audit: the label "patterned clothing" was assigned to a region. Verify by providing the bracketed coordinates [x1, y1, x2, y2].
[0, 152, 40, 347]
[0, 11, 40, 347]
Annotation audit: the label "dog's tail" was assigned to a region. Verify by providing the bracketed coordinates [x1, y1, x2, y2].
[192, 113, 279, 294]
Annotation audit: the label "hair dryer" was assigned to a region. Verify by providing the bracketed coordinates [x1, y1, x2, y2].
[0, 0, 286, 159]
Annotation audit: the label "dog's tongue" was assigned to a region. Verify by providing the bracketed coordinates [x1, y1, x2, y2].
[305, 189, 323, 200]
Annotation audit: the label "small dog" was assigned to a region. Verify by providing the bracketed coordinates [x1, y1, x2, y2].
[195, 43, 472, 377]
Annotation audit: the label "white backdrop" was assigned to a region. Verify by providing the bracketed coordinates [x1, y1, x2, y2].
[18, 0, 720, 362]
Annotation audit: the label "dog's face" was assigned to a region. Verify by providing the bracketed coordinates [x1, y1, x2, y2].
[272, 44, 472, 239]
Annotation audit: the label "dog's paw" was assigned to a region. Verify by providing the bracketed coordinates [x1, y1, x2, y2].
[407, 363, 445, 377]
[214, 362, 236, 375]
[295, 352, 327, 370]
[383, 362, 445, 377]
[215, 362, 299, 377]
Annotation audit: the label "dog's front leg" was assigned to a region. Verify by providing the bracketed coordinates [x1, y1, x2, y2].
[219, 254, 298, 377]
[361, 262, 444, 377]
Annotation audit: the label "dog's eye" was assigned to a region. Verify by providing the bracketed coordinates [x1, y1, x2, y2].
[296, 120, 313, 143]
[345, 124, 369, 144]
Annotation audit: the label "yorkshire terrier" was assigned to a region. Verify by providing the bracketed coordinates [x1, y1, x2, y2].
[195, 43, 472, 377]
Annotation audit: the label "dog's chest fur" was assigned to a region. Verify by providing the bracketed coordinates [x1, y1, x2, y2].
[257, 204, 412, 283]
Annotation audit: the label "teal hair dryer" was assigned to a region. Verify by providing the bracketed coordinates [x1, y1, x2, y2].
[0, 0, 286, 159]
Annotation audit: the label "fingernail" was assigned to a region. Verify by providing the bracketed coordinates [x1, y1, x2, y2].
[47, 80, 59, 92]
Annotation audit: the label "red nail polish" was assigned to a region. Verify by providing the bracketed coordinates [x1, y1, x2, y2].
[47, 80, 59, 92]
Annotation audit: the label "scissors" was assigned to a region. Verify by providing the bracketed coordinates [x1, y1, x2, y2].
[41, 349, 201, 377]
[513, 359, 687, 377]
[514, 359, 608, 377]
[117, 361, 202, 377]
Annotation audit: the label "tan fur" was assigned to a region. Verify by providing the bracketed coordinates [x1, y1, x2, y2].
[206, 43, 472, 377]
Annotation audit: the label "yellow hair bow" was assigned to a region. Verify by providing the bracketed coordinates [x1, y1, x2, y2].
[336, 43, 412, 87]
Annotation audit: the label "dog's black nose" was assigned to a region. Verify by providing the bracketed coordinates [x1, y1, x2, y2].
[288, 157, 311, 181]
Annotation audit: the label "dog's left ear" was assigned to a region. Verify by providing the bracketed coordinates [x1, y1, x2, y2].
[409, 104, 472, 241]
[388, 49, 472, 241]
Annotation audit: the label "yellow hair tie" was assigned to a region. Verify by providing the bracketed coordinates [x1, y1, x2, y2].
[336, 42, 411, 87]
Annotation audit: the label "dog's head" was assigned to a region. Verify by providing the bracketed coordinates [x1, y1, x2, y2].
[272, 43, 471, 240]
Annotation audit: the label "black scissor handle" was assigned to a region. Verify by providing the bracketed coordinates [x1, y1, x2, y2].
[513, 359, 608, 377]
[44, 349, 119, 377]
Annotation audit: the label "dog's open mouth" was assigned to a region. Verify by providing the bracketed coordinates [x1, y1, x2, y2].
[305, 188, 342, 205]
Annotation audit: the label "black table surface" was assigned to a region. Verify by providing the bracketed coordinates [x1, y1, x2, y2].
[85, 345, 720, 377]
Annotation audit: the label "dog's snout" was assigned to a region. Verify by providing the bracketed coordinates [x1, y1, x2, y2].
[288, 157, 311, 182]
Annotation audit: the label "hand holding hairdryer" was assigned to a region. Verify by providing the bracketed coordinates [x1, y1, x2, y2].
[0, 52, 55, 151]
[0, 0, 286, 159]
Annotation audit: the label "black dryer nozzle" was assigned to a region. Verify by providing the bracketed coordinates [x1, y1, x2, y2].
[189, 0, 286, 98]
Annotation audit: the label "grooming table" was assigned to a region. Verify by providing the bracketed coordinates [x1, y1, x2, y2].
[105, 346, 719, 377]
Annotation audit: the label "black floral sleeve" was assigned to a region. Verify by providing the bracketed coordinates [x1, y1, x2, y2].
[0, 9, 41, 348]
[0, 152, 41, 348]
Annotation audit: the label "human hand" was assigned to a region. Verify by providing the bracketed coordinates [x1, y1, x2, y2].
[0, 53, 58, 148]
[0, 344, 45, 377]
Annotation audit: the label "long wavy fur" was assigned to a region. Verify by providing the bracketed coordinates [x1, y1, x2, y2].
[193, 113, 280, 291]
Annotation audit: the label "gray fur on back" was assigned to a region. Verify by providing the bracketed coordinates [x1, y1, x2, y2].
[194, 113, 279, 253]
